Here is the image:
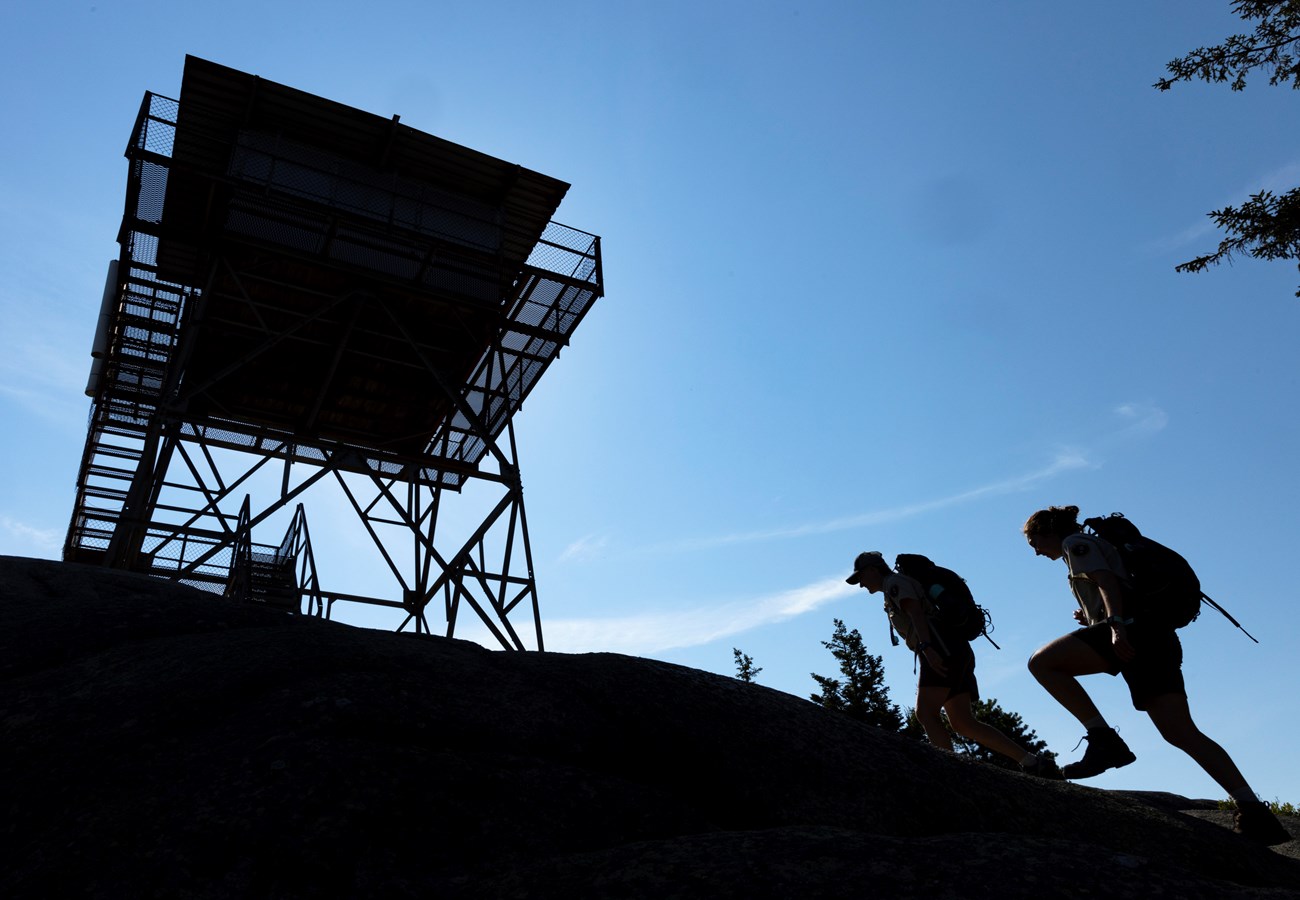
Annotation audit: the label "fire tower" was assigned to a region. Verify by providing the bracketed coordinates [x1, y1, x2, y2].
[64, 57, 604, 650]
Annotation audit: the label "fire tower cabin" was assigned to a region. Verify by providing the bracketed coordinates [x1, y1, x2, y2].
[65, 56, 604, 650]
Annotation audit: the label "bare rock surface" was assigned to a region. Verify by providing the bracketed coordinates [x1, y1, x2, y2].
[1, 555, 1296, 898]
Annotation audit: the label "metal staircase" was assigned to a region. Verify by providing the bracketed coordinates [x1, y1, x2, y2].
[65, 230, 192, 570]
[226, 497, 322, 614]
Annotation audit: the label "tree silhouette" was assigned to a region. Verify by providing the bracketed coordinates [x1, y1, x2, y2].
[903, 698, 1058, 771]
[732, 647, 762, 683]
[900, 707, 927, 742]
[1156, 1, 1300, 295]
[809, 618, 905, 731]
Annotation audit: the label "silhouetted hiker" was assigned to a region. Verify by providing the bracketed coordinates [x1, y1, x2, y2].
[846, 551, 1056, 778]
[1023, 504, 1290, 845]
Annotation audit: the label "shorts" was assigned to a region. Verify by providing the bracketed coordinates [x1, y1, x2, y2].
[918, 637, 978, 702]
[1073, 622, 1186, 711]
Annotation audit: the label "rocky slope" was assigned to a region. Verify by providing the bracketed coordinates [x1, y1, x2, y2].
[1, 556, 1296, 898]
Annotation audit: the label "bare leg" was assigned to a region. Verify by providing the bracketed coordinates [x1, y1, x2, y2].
[944, 694, 1030, 762]
[1028, 633, 1111, 725]
[915, 685, 954, 750]
[1145, 693, 1251, 795]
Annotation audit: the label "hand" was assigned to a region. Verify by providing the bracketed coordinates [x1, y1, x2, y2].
[1072, 609, 1087, 625]
[1110, 624, 1136, 662]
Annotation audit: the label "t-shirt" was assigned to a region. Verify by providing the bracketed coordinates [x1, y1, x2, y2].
[1062, 533, 1128, 625]
[881, 572, 930, 650]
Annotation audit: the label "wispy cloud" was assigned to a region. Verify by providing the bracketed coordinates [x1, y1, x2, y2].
[536, 449, 1090, 653]
[1151, 160, 1300, 253]
[645, 449, 1094, 556]
[558, 533, 609, 563]
[1257, 162, 1300, 194]
[0, 321, 94, 430]
[1110, 402, 1169, 443]
[541, 576, 852, 654]
[1149, 217, 1218, 254]
[538, 403, 1168, 653]
[646, 403, 1167, 556]
[0, 382, 88, 430]
[0, 516, 63, 557]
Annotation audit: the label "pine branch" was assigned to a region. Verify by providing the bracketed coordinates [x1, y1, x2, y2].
[1155, 2, 1300, 91]
[1176, 188, 1300, 295]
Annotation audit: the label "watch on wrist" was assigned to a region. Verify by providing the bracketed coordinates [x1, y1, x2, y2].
[1106, 615, 1133, 626]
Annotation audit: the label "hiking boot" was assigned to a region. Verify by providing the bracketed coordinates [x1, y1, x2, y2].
[1021, 755, 1064, 780]
[1234, 801, 1292, 846]
[1060, 727, 1136, 779]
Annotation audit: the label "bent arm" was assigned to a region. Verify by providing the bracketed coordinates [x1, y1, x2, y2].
[899, 595, 948, 673]
[1084, 567, 1136, 661]
[1087, 568, 1126, 621]
[898, 596, 934, 643]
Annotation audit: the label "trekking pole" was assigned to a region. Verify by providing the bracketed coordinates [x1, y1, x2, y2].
[979, 607, 1000, 650]
[1201, 592, 1260, 643]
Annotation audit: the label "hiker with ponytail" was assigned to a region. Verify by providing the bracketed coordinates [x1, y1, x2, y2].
[1022, 504, 1290, 845]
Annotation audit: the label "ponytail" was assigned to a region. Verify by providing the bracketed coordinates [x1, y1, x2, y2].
[1023, 504, 1081, 538]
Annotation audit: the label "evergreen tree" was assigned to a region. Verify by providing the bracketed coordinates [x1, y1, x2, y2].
[901, 698, 1058, 771]
[900, 707, 927, 742]
[809, 618, 905, 731]
[1156, 1, 1300, 295]
[732, 647, 762, 683]
[950, 698, 1057, 770]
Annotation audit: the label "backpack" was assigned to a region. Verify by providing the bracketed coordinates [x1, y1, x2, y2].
[892, 553, 997, 647]
[1082, 513, 1257, 641]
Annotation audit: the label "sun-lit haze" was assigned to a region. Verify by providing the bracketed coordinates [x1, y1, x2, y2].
[3, 1, 1298, 803]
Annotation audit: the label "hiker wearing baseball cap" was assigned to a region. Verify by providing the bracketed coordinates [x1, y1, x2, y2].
[847, 550, 1057, 778]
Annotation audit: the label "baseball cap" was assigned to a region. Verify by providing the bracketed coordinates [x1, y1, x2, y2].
[845, 551, 885, 584]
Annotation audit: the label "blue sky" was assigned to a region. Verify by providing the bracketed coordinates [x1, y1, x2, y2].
[3, 1, 1299, 802]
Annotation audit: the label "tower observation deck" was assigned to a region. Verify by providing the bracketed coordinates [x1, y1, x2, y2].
[64, 56, 604, 649]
